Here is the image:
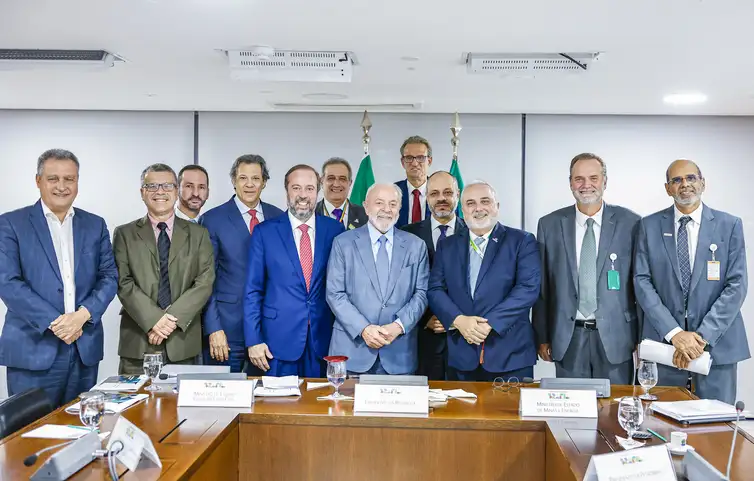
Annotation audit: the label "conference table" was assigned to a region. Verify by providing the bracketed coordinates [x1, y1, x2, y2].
[1, 380, 753, 480]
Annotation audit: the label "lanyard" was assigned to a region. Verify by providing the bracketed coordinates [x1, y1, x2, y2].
[323, 201, 348, 224]
[470, 236, 485, 257]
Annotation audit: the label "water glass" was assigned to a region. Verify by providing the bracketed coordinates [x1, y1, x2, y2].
[143, 353, 163, 391]
[637, 360, 659, 401]
[324, 355, 348, 399]
[79, 391, 105, 430]
[618, 396, 645, 438]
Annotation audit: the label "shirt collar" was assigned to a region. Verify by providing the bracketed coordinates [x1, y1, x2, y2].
[674, 203, 703, 225]
[406, 179, 427, 197]
[324, 198, 348, 215]
[148, 212, 175, 232]
[431, 215, 455, 233]
[469, 227, 493, 243]
[367, 221, 394, 246]
[288, 210, 316, 231]
[235, 195, 260, 215]
[575, 203, 604, 228]
[40, 200, 75, 223]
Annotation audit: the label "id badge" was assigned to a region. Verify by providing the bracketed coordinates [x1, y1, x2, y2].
[607, 270, 620, 290]
[707, 261, 720, 281]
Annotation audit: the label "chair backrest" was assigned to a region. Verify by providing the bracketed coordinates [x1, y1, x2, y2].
[0, 388, 54, 439]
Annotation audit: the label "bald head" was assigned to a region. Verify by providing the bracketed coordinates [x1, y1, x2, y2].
[427, 171, 459, 220]
[666, 159, 702, 183]
[364, 183, 402, 233]
[665, 159, 705, 211]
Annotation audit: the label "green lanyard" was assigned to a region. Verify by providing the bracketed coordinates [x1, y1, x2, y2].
[470, 236, 485, 257]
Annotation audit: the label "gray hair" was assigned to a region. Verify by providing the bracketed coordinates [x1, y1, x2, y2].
[36, 149, 80, 176]
[365, 183, 403, 205]
[462, 180, 498, 204]
[230, 154, 270, 183]
[321, 157, 353, 181]
[400, 135, 432, 158]
[569, 153, 607, 179]
[140, 163, 177, 185]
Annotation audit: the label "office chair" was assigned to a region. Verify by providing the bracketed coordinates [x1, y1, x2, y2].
[0, 388, 53, 439]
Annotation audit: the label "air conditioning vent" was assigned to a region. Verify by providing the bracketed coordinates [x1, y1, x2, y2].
[0, 49, 122, 70]
[227, 49, 354, 83]
[467, 52, 600, 75]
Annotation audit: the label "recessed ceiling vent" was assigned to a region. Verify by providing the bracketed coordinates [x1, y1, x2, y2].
[466, 52, 600, 74]
[227, 48, 355, 82]
[0, 49, 123, 70]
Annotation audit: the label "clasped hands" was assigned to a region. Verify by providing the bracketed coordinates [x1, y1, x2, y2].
[361, 322, 404, 349]
[148, 313, 178, 345]
[671, 331, 707, 369]
[49, 307, 90, 344]
[452, 315, 492, 345]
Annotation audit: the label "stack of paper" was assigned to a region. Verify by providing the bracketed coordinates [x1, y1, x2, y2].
[65, 393, 149, 415]
[92, 375, 148, 392]
[638, 339, 712, 375]
[428, 389, 478, 403]
[254, 376, 302, 397]
[650, 399, 753, 424]
[22, 424, 110, 440]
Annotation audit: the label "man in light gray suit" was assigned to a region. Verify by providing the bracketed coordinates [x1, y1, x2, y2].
[634, 159, 748, 404]
[326, 183, 429, 375]
[533, 153, 641, 384]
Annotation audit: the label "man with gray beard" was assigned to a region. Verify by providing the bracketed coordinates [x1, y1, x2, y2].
[634, 159, 748, 404]
[244, 164, 344, 377]
[532, 153, 640, 385]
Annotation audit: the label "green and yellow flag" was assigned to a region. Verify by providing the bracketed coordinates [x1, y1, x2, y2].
[449, 157, 465, 218]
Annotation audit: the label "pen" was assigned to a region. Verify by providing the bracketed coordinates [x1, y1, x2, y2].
[647, 428, 667, 442]
[66, 425, 92, 431]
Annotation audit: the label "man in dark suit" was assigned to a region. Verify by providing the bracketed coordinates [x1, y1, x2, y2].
[200, 154, 284, 372]
[315, 157, 367, 230]
[429, 181, 541, 381]
[114, 163, 215, 374]
[395, 135, 432, 227]
[0, 149, 118, 408]
[533, 153, 641, 384]
[401, 171, 466, 380]
[245, 165, 344, 377]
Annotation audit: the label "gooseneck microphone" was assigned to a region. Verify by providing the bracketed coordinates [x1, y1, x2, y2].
[23, 440, 76, 466]
[726, 400, 745, 480]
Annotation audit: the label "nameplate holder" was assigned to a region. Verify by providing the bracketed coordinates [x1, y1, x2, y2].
[519, 388, 598, 418]
[584, 445, 676, 481]
[354, 384, 429, 415]
[107, 416, 162, 472]
[177, 379, 256, 408]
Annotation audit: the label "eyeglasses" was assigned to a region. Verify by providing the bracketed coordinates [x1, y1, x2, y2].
[492, 376, 521, 393]
[402, 155, 429, 164]
[142, 182, 177, 192]
[668, 174, 700, 185]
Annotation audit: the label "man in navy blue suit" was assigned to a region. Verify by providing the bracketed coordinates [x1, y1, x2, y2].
[200, 154, 283, 372]
[428, 180, 541, 381]
[0, 149, 118, 408]
[244, 164, 344, 377]
[395, 135, 432, 227]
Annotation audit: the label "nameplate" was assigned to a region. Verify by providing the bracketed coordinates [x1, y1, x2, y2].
[585, 445, 676, 481]
[354, 384, 429, 415]
[177, 379, 256, 408]
[519, 388, 598, 418]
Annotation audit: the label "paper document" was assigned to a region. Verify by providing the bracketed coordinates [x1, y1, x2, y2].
[429, 389, 477, 399]
[254, 386, 301, 397]
[22, 424, 109, 440]
[65, 393, 148, 415]
[261, 376, 301, 389]
[93, 375, 148, 392]
[638, 339, 712, 375]
[307, 381, 331, 391]
[651, 399, 752, 419]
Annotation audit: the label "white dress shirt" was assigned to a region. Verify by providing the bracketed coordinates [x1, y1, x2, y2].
[323, 198, 348, 223]
[575, 204, 604, 320]
[175, 206, 198, 223]
[665, 203, 704, 342]
[288, 211, 316, 263]
[41, 201, 76, 314]
[406, 179, 427, 222]
[235, 195, 265, 232]
[366, 222, 404, 333]
[430, 215, 455, 250]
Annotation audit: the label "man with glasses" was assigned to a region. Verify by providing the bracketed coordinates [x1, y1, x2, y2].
[395, 135, 433, 227]
[200, 154, 283, 372]
[634, 159, 749, 404]
[113, 163, 215, 374]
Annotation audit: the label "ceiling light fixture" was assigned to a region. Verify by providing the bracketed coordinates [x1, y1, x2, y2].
[663, 92, 707, 105]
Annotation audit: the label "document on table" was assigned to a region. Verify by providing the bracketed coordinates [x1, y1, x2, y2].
[261, 376, 302, 389]
[638, 339, 712, 375]
[22, 424, 110, 440]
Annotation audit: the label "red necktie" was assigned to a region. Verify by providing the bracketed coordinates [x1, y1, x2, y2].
[248, 209, 259, 235]
[411, 189, 422, 223]
[298, 224, 313, 291]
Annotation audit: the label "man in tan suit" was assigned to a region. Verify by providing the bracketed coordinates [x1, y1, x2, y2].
[113, 163, 215, 374]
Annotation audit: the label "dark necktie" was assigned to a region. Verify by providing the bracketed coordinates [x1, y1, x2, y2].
[157, 222, 172, 309]
[332, 208, 343, 222]
[677, 216, 692, 307]
[438, 225, 449, 243]
[411, 189, 422, 223]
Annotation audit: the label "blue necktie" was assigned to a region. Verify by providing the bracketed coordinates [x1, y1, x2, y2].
[376, 235, 390, 297]
[438, 225, 449, 243]
[469, 237, 486, 298]
[677, 216, 692, 307]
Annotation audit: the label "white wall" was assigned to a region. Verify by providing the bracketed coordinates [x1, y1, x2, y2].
[0, 110, 195, 398]
[524, 114, 754, 405]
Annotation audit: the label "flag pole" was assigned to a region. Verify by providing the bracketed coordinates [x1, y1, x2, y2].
[361, 110, 372, 156]
[450, 111, 461, 161]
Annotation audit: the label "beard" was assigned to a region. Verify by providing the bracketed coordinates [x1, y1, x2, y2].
[673, 186, 701, 206]
[369, 212, 397, 233]
[431, 200, 457, 219]
[288, 196, 315, 221]
[572, 187, 603, 205]
[466, 211, 497, 231]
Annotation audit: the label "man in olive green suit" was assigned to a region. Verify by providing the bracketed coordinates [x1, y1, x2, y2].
[114, 164, 215, 374]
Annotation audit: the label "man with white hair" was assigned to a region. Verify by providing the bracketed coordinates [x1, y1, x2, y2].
[428, 180, 540, 381]
[326, 183, 429, 375]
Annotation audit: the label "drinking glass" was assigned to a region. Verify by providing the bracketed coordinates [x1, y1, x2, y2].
[618, 396, 645, 438]
[637, 360, 659, 401]
[324, 355, 348, 399]
[79, 391, 105, 430]
[143, 353, 163, 392]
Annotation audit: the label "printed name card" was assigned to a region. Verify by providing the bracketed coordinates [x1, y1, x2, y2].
[177, 379, 256, 408]
[585, 445, 676, 481]
[353, 384, 429, 415]
[519, 388, 598, 418]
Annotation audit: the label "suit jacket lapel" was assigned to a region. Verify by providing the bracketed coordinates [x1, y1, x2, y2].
[168, 220, 188, 266]
[475, 223, 505, 292]
[596, 205, 616, 274]
[397, 181, 408, 225]
[277, 216, 307, 290]
[29, 203, 62, 283]
[229, 197, 251, 238]
[384, 231, 408, 300]
[355, 227, 382, 298]
[457, 229, 473, 299]
[135, 216, 158, 262]
[73, 212, 84, 276]
[420, 219, 435, 257]
[560, 210, 578, 291]
[690, 206, 716, 293]
[314, 200, 326, 217]
[313, 216, 327, 277]
[661, 207, 682, 288]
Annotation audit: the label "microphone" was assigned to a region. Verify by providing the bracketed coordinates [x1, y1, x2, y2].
[158, 373, 175, 380]
[23, 440, 76, 466]
[726, 400, 745, 480]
